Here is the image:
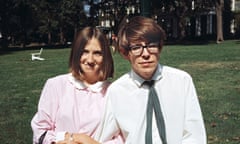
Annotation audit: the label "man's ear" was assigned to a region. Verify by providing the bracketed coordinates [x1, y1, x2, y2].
[119, 48, 130, 60]
[159, 47, 163, 53]
[159, 41, 164, 52]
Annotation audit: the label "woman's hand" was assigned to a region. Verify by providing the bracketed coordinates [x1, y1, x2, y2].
[56, 132, 100, 144]
[73, 133, 100, 144]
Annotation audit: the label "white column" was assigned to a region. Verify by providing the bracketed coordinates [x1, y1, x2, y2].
[195, 16, 201, 36]
[207, 14, 213, 34]
[231, 0, 236, 34]
[232, 0, 235, 11]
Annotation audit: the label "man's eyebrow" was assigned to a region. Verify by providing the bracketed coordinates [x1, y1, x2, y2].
[130, 43, 144, 46]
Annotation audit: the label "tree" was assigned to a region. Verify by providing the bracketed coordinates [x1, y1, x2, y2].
[16, 1, 33, 47]
[31, 1, 50, 44]
[0, 0, 21, 47]
[151, 0, 228, 42]
[0, 0, 36, 48]
[59, 0, 87, 41]
[216, 0, 224, 43]
[152, 0, 193, 40]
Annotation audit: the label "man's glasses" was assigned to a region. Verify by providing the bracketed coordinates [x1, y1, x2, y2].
[128, 42, 160, 56]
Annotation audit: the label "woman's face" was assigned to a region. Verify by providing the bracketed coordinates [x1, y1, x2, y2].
[80, 38, 103, 84]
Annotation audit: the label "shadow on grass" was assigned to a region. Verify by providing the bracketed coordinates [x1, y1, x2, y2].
[235, 39, 240, 44]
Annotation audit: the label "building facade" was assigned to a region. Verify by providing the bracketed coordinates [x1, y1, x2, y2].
[95, 0, 239, 41]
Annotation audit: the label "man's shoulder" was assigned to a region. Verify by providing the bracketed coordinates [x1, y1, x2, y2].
[162, 65, 192, 79]
[109, 72, 131, 88]
[113, 72, 131, 83]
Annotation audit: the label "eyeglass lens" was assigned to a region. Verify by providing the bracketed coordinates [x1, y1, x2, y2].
[129, 43, 159, 56]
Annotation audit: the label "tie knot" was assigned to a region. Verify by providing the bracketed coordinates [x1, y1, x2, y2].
[143, 80, 155, 87]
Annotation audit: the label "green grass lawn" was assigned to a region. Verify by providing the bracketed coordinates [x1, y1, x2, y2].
[0, 40, 239, 144]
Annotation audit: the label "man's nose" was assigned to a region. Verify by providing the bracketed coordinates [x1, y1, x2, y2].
[142, 46, 150, 56]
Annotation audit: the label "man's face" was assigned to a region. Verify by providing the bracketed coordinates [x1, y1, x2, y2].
[126, 42, 161, 80]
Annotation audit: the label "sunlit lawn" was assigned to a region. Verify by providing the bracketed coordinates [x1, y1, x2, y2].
[0, 40, 239, 144]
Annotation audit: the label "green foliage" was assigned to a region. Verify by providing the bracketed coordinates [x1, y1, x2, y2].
[0, 0, 88, 46]
[0, 40, 239, 143]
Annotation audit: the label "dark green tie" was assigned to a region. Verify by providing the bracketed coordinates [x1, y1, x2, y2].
[145, 80, 167, 144]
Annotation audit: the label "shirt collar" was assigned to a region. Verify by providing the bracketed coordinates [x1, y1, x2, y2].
[130, 64, 163, 87]
[68, 73, 108, 93]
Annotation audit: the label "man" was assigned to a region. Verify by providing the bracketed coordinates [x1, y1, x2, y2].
[95, 16, 206, 144]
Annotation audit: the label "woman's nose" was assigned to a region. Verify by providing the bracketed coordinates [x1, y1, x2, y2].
[86, 53, 95, 63]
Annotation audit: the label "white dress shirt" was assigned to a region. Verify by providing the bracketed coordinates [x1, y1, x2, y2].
[95, 64, 206, 144]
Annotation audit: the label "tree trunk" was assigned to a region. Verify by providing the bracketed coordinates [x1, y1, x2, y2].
[216, 0, 224, 43]
[48, 32, 51, 45]
[48, 18, 52, 45]
[74, 25, 78, 40]
[60, 27, 65, 45]
[22, 30, 27, 48]
[178, 17, 186, 40]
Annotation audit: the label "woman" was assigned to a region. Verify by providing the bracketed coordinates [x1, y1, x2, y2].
[31, 27, 122, 144]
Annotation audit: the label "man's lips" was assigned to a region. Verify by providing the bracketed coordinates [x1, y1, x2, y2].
[139, 61, 153, 66]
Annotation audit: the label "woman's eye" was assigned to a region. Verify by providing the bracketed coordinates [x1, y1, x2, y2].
[94, 51, 103, 56]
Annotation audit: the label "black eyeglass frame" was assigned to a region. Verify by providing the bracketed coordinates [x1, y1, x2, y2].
[127, 42, 160, 56]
